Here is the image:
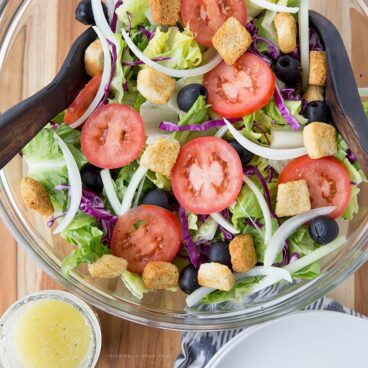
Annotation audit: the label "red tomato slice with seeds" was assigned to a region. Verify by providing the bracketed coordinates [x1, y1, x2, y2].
[278, 155, 352, 218]
[111, 205, 182, 274]
[204, 52, 275, 118]
[181, 0, 247, 47]
[81, 104, 145, 169]
[171, 137, 243, 214]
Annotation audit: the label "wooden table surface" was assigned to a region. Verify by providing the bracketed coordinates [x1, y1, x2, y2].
[0, 1, 367, 367]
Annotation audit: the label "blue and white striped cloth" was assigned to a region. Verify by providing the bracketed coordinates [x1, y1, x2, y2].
[175, 297, 365, 368]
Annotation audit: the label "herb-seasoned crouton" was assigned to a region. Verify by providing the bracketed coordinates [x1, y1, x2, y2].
[88, 255, 128, 278]
[84, 39, 104, 77]
[274, 12, 297, 54]
[309, 51, 328, 86]
[212, 17, 253, 65]
[140, 137, 180, 177]
[142, 262, 179, 289]
[198, 263, 234, 291]
[303, 85, 324, 103]
[275, 179, 311, 217]
[148, 0, 180, 25]
[20, 177, 54, 217]
[229, 234, 257, 273]
[303, 122, 337, 159]
[137, 68, 176, 105]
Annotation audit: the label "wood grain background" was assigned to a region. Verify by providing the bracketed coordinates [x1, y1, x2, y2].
[0, 1, 367, 367]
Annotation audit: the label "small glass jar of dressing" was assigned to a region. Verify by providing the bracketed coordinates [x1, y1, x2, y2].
[0, 290, 101, 368]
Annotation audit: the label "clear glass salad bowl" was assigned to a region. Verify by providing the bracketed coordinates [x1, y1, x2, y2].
[0, 0, 367, 331]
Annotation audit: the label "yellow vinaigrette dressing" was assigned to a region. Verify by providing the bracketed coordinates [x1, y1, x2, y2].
[14, 300, 91, 368]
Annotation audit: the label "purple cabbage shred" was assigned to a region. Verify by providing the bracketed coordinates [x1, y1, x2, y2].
[122, 56, 171, 66]
[110, 0, 123, 33]
[252, 121, 270, 145]
[309, 28, 324, 51]
[274, 84, 301, 130]
[266, 166, 276, 183]
[280, 88, 302, 101]
[346, 149, 357, 164]
[159, 118, 240, 132]
[289, 252, 300, 264]
[245, 218, 264, 229]
[138, 25, 156, 41]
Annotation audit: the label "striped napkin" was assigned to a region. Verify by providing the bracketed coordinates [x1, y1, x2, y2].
[175, 297, 365, 368]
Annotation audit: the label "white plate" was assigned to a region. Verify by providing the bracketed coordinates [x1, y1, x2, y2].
[206, 311, 368, 368]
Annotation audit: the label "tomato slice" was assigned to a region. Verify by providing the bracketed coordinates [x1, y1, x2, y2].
[204, 52, 275, 118]
[181, 0, 247, 47]
[81, 104, 145, 169]
[64, 73, 102, 125]
[171, 137, 243, 214]
[278, 155, 352, 218]
[111, 205, 182, 274]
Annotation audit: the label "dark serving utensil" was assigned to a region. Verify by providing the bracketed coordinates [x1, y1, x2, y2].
[0, 27, 96, 169]
[310, 11, 368, 175]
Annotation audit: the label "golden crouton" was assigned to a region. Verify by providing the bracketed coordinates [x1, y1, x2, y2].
[198, 263, 234, 291]
[20, 177, 54, 217]
[137, 68, 176, 105]
[212, 17, 253, 65]
[88, 255, 128, 278]
[275, 180, 311, 217]
[309, 51, 328, 86]
[229, 234, 257, 273]
[140, 137, 180, 177]
[84, 39, 104, 77]
[274, 13, 297, 54]
[148, 0, 180, 25]
[303, 85, 324, 103]
[303, 122, 337, 159]
[142, 262, 179, 289]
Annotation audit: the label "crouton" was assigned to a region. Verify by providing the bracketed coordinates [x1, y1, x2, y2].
[137, 68, 176, 105]
[148, 0, 180, 26]
[198, 263, 234, 291]
[212, 17, 253, 65]
[88, 255, 128, 278]
[84, 39, 104, 77]
[140, 137, 180, 177]
[142, 262, 179, 289]
[275, 179, 311, 217]
[20, 177, 54, 217]
[274, 13, 297, 54]
[303, 122, 337, 159]
[309, 51, 328, 86]
[303, 85, 324, 103]
[229, 234, 257, 273]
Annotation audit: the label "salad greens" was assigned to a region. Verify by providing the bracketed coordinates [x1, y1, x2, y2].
[116, 0, 148, 28]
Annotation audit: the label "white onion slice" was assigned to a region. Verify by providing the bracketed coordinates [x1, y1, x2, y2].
[121, 28, 223, 78]
[299, 0, 310, 89]
[234, 266, 292, 283]
[250, 0, 299, 13]
[186, 287, 215, 307]
[270, 129, 304, 149]
[91, 0, 117, 46]
[133, 175, 146, 208]
[105, 0, 115, 21]
[215, 125, 228, 138]
[71, 27, 112, 129]
[53, 133, 82, 234]
[223, 118, 306, 160]
[284, 236, 347, 274]
[263, 206, 336, 267]
[210, 212, 240, 235]
[100, 169, 121, 215]
[359, 88, 368, 97]
[243, 175, 272, 244]
[120, 166, 148, 215]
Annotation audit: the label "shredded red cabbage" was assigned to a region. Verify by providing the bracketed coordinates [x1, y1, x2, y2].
[245, 218, 264, 229]
[243, 165, 276, 217]
[274, 240, 291, 266]
[138, 25, 156, 41]
[179, 206, 203, 268]
[309, 28, 324, 51]
[110, 0, 123, 33]
[274, 84, 300, 130]
[159, 118, 240, 132]
[198, 214, 209, 223]
[289, 252, 300, 264]
[266, 166, 276, 183]
[47, 213, 66, 228]
[122, 56, 171, 66]
[255, 36, 281, 60]
[123, 80, 129, 92]
[253, 121, 270, 145]
[346, 149, 357, 164]
[281, 88, 302, 101]
[50, 122, 59, 130]
[218, 209, 234, 241]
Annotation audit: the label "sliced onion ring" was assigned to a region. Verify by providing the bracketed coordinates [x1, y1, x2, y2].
[263, 206, 336, 267]
[299, 0, 310, 89]
[121, 28, 223, 78]
[223, 118, 306, 160]
[53, 133, 82, 234]
[210, 212, 240, 235]
[186, 287, 215, 308]
[100, 169, 121, 215]
[71, 26, 112, 129]
[250, 0, 299, 13]
[91, 0, 117, 46]
[234, 266, 292, 283]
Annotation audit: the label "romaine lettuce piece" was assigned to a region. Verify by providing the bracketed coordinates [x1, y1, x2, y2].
[116, 0, 148, 28]
[121, 270, 148, 299]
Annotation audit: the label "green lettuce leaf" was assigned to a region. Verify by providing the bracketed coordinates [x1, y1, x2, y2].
[116, 0, 148, 28]
[121, 270, 148, 299]
[192, 217, 218, 242]
[146, 171, 172, 191]
[263, 99, 308, 126]
[22, 123, 87, 213]
[363, 101, 368, 117]
[119, 80, 146, 110]
[61, 212, 110, 275]
[143, 26, 202, 70]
